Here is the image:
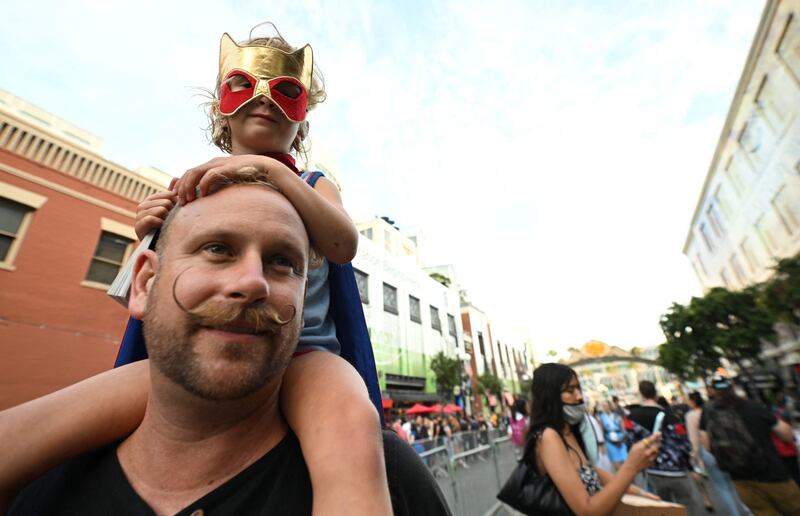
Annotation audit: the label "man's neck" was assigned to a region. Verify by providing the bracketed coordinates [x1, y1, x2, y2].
[642, 399, 660, 407]
[117, 373, 287, 514]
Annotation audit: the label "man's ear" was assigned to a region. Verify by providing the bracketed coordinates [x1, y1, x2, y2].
[129, 250, 158, 320]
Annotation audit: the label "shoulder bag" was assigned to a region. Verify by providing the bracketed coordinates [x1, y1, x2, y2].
[497, 429, 574, 515]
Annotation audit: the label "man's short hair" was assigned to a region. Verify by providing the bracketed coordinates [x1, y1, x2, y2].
[154, 168, 321, 267]
[638, 380, 656, 400]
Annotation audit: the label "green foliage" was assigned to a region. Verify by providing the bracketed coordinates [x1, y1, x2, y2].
[430, 352, 461, 398]
[520, 377, 532, 397]
[478, 372, 505, 398]
[546, 349, 558, 358]
[658, 286, 776, 380]
[428, 272, 451, 288]
[762, 255, 800, 326]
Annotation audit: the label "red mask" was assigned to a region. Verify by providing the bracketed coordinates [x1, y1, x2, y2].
[217, 33, 313, 122]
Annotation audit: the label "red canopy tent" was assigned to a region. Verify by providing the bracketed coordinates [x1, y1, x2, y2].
[429, 403, 443, 413]
[443, 403, 463, 413]
[405, 403, 435, 415]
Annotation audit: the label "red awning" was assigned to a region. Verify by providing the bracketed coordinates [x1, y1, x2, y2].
[381, 399, 394, 409]
[405, 403, 435, 414]
[443, 403, 463, 413]
[429, 403, 443, 413]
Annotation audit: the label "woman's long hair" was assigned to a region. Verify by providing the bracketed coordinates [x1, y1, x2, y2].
[526, 363, 587, 455]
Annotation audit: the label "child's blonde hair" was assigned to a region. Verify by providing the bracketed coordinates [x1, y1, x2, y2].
[205, 23, 327, 155]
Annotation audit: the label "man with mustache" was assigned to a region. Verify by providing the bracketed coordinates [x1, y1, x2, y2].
[8, 173, 450, 515]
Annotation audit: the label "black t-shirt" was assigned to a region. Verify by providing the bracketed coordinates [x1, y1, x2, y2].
[9, 430, 451, 515]
[627, 404, 679, 432]
[699, 398, 787, 482]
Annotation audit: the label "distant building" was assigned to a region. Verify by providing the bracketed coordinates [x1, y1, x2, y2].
[565, 341, 674, 405]
[683, 0, 800, 370]
[0, 90, 171, 409]
[460, 291, 530, 415]
[354, 217, 464, 407]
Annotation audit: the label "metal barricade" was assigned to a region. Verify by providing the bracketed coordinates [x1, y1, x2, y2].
[414, 429, 521, 516]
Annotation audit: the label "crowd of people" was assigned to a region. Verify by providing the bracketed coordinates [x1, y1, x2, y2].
[498, 363, 800, 516]
[582, 377, 800, 516]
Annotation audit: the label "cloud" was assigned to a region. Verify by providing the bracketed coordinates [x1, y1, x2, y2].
[1, 0, 764, 356]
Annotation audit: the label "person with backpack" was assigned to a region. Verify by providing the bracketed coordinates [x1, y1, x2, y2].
[628, 381, 707, 516]
[700, 375, 800, 516]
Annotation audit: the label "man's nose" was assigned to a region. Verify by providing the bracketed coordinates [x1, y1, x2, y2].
[223, 251, 269, 303]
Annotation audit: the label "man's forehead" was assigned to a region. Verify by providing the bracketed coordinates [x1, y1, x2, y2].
[170, 185, 308, 246]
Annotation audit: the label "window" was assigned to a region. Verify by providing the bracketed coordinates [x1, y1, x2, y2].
[359, 227, 373, 240]
[384, 230, 392, 253]
[772, 185, 799, 236]
[738, 118, 770, 174]
[383, 282, 398, 314]
[0, 198, 34, 268]
[777, 13, 800, 82]
[447, 314, 457, 337]
[740, 238, 758, 272]
[714, 185, 732, 219]
[755, 215, 777, 254]
[698, 223, 714, 252]
[755, 72, 793, 134]
[354, 268, 369, 304]
[729, 254, 746, 285]
[85, 231, 134, 286]
[706, 204, 725, 238]
[430, 305, 441, 332]
[409, 295, 421, 323]
[719, 268, 731, 288]
[724, 156, 746, 196]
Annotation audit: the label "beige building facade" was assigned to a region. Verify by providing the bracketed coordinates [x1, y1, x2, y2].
[684, 0, 800, 367]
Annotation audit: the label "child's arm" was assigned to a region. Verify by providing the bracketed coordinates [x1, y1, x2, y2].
[281, 352, 392, 516]
[176, 156, 358, 264]
[0, 361, 150, 510]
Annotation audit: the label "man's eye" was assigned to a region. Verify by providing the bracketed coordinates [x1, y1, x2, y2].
[268, 256, 297, 274]
[274, 81, 302, 99]
[203, 243, 232, 256]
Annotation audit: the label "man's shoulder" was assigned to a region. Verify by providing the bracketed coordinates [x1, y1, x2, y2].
[9, 443, 126, 515]
[382, 430, 452, 516]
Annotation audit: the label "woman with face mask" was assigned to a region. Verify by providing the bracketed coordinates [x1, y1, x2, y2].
[524, 363, 662, 515]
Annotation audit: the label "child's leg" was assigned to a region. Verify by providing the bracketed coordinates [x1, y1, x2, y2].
[0, 360, 149, 510]
[281, 352, 392, 516]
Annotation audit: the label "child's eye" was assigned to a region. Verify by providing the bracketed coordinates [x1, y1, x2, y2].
[274, 81, 302, 99]
[226, 75, 253, 92]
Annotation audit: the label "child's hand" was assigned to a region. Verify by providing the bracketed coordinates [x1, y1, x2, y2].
[135, 181, 177, 240]
[175, 155, 282, 204]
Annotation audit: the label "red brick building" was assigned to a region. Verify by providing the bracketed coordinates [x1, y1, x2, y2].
[0, 91, 170, 409]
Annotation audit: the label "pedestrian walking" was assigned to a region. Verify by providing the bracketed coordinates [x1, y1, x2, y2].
[628, 381, 707, 516]
[599, 400, 629, 471]
[701, 375, 800, 515]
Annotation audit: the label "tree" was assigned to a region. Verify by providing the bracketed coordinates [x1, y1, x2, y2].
[430, 352, 461, 399]
[428, 272, 451, 288]
[478, 373, 504, 399]
[658, 301, 720, 381]
[694, 287, 775, 377]
[762, 255, 800, 328]
[658, 287, 776, 381]
[546, 349, 558, 358]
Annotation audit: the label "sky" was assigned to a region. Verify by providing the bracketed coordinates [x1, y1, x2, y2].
[1, 0, 766, 360]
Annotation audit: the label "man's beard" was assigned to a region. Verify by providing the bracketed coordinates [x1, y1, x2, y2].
[143, 274, 300, 401]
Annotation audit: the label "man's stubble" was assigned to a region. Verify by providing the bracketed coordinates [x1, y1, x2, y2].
[142, 271, 301, 401]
